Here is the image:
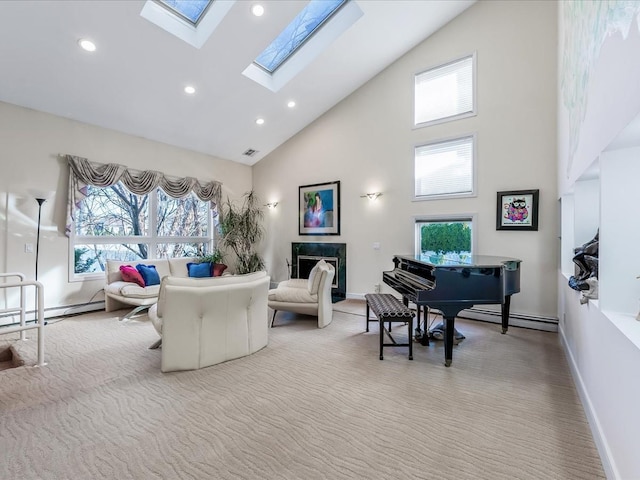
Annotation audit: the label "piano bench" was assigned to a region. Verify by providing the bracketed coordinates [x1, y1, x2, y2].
[364, 293, 415, 360]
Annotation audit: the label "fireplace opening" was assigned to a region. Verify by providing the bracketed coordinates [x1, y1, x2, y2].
[292, 242, 346, 302]
[297, 255, 338, 288]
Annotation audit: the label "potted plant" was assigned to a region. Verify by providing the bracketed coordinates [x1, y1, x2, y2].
[198, 247, 224, 265]
[218, 190, 265, 274]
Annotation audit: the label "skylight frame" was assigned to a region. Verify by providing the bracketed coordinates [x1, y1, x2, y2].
[254, 0, 348, 74]
[155, 0, 213, 27]
[141, 0, 234, 49]
[242, 0, 363, 92]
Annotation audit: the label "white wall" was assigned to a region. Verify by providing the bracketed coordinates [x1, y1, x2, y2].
[0, 101, 252, 314]
[557, 2, 640, 478]
[558, 2, 640, 194]
[254, 0, 558, 320]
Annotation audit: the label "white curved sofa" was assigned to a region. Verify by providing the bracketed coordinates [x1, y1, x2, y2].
[105, 258, 199, 319]
[148, 271, 270, 373]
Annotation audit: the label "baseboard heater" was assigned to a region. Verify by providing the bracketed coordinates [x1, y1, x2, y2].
[0, 301, 105, 326]
[456, 307, 558, 332]
[345, 293, 558, 332]
[412, 305, 558, 333]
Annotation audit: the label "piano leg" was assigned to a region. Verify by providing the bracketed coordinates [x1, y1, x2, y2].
[444, 316, 455, 367]
[501, 295, 512, 334]
[416, 305, 428, 345]
[402, 297, 426, 344]
[419, 306, 430, 346]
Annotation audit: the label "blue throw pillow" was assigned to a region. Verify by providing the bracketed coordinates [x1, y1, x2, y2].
[135, 264, 161, 286]
[186, 262, 212, 278]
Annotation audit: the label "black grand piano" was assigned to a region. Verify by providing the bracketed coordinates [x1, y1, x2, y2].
[383, 254, 521, 366]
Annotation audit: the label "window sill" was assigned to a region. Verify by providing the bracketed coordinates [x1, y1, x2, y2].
[602, 309, 640, 351]
[69, 273, 104, 283]
[562, 272, 640, 350]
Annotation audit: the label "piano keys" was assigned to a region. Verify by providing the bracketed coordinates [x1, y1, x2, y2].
[383, 254, 521, 366]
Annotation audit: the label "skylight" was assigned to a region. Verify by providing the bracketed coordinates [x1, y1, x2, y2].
[156, 0, 212, 26]
[141, 0, 233, 49]
[254, 0, 347, 73]
[242, 0, 362, 92]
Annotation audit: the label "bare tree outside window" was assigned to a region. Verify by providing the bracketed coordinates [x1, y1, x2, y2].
[156, 189, 209, 259]
[73, 182, 212, 276]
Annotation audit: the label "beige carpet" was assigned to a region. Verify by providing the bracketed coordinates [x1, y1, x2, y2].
[1, 299, 604, 479]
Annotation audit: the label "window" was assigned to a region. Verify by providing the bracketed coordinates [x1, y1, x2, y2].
[415, 216, 474, 263]
[414, 54, 475, 127]
[71, 182, 213, 280]
[140, 0, 233, 49]
[254, 0, 346, 73]
[414, 135, 475, 200]
[242, 0, 361, 92]
[156, 0, 213, 26]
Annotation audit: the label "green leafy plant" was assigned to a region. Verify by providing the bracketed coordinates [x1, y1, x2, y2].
[421, 222, 471, 255]
[198, 247, 224, 265]
[219, 191, 265, 274]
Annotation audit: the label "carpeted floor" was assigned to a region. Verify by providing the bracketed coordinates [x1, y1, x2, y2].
[0, 299, 605, 479]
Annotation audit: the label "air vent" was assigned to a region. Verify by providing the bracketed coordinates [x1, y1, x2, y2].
[243, 148, 258, 157]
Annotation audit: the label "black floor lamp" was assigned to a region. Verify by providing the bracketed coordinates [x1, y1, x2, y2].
[34, 197, 47, 324]
[35, 197, 46, 283]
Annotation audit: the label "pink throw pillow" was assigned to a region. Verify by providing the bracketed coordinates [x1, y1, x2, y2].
[213, 263, 228, 276]
[120, 265, 145, 287]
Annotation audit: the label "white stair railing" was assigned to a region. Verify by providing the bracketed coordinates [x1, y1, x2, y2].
[0, 273, 45, 367]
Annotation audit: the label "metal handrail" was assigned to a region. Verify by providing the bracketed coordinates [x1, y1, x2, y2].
[0, 272, 26, 340]
[0, 273, 45, 367]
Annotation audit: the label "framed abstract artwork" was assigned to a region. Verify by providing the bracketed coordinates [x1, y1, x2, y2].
[496, 189, 539, 231]
[299, 181, 341, 235]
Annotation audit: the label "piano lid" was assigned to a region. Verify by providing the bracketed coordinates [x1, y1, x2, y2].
[394, 254, 522, 270]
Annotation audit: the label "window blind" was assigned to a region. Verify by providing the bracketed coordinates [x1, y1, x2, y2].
[414, 136, 474, 198]
[414, 55, 474, 126]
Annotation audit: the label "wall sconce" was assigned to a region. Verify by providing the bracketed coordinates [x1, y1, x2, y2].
[360, 192, 382, 201]
[265, 202, 279, 209]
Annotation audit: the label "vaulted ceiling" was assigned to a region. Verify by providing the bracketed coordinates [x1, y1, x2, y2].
[0, 0, 475, 165]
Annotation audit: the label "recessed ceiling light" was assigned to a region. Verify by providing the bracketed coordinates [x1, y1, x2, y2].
[78, 39, 96, 52]
[251, 4, 264, 17]
[184, 85, 196, 95]
[256, 118, 265, 125]
[287, 100, 296, 108]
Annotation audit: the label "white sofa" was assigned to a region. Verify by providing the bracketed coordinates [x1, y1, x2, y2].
[268, 260, 335, 328]
[104, 258, 197, 319]
[147, 271, 270, 373]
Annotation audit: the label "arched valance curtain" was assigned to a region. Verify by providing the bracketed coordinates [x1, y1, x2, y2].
[65, 154, 222, 236]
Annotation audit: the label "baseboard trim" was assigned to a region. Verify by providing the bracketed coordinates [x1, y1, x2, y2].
[346, 293, 558, 332]
[559, 325, 617, 479]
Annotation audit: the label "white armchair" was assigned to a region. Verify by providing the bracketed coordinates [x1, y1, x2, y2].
[268, 259, 335, 328]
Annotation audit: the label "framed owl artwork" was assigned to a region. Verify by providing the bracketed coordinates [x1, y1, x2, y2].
[496, 189, 539, 231]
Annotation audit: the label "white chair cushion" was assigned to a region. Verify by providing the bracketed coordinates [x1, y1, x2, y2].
[105, 281, 160, 299]
[269, 286, 318, 304]
[307, 259, 327, 294]
[277, 278, 307, 290]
